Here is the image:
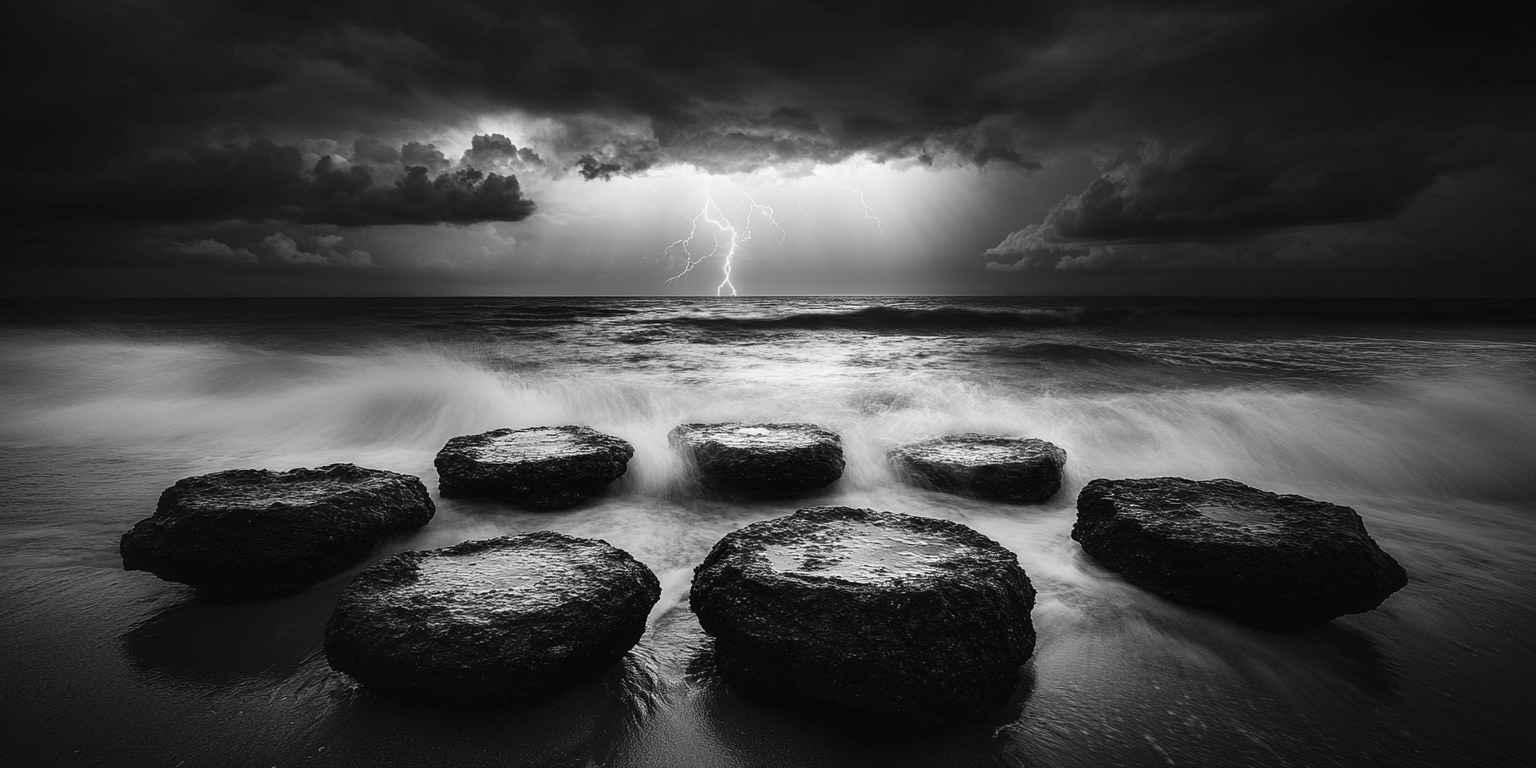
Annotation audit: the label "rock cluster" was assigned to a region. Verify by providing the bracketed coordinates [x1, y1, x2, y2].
[690, 506, 1036, 724]
[117, 419, 1414, 716]
[435, 425, 634, 510]
[1073, 477, 1408, 630]
[889, 433, 1066, 503]
[669, 422, 844, 498]
[119, 463, 435, 599]
[324, 532, 660, 702]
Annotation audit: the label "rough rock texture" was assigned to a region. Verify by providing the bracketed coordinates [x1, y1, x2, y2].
[690, 506, 1036, 724]
[1073, 477, 1408, 630]
[669, 422, 844, 498]
[120, 463, 435, 599]
[434, 425, 634, 509]
[889, 434, 1067, 503]
[325, 532, 660, 703]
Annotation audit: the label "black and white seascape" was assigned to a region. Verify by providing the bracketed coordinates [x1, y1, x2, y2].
[5, 1, 1536, 765]
[3, 296, 1535, 766]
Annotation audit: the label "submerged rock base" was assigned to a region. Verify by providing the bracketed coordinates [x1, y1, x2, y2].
[435, 425, 634, 510]
[120, 463, 435, 599]
[889, 434, 1066, 503]
[324, 532, 660, 703]
[669, 422, 844, 498]
[1073, 477, 1408, 630]
[690, 506, 1036, 725]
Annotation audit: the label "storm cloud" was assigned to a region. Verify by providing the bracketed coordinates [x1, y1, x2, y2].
[2, 0, 1533, 290]
[20, 140, 535, 227]
[980, 1, 1534, 271]
[9, 1, 1529, 193]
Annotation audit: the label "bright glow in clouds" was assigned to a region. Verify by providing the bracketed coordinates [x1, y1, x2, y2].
[352, 148, 1090, 295]
[823, 176, 883, 236]
[648, 164, 891, 295]
[663, 182, 789, 296]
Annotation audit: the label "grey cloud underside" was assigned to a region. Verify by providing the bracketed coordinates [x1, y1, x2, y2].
[988, 127, 1481, 257]
[32, 141, 535, 227]
[3, 0, 1532, 259]
[975, 1, 1535, 263]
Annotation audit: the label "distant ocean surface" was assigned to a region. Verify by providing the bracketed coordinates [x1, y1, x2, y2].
[3, 296, 1534, 767]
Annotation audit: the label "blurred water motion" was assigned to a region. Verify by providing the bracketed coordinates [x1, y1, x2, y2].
[2, 296, 1533, 767]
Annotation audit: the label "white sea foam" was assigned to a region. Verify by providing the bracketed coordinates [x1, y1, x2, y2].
[2, 298, 1534, 767]
[3, 327, 1532, 505]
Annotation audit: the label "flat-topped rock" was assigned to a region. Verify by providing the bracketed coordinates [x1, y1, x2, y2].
[690, 506, 1036, 724]
[889, 434, 1066, 503]
[435, 425, 634, 509]
[669, 422, 844, 498]
[120, 463, 435, 599]
[324, 532, 660, 702]
[1073, 477, 1408, 630]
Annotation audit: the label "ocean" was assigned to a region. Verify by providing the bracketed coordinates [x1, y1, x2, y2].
[2, 296, 1534, 767]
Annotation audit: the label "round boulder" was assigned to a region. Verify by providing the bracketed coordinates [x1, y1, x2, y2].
[324, 532, 660, 702]
[889, 434, 1066, 503]
[434, 425, 634, 510]
[1073, 477, 1409, 630]
[120, 463, 435, 599]
[669, 422, 844, 498]
[690, 506, 1036, 724]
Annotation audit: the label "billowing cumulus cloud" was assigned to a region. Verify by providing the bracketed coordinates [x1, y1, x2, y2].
[401, 143, 453, 175]
[24, 140, 535, 227]
[308, 162, 536, 227]
[460, 134, 544, 177]
[350, 137, 401, 167]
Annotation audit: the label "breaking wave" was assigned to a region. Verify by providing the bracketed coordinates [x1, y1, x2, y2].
[981, 342, 1163, 367]
[654, 305, 1136, 332]
[3, 328, 1533, 502]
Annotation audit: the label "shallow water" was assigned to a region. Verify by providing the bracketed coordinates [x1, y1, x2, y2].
[761, 520, 965, 583]
[413, 547, 570, 596]
[2, 296, 1534, 767]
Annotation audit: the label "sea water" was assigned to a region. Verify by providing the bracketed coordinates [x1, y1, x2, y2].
[2, 296, 1533, 767]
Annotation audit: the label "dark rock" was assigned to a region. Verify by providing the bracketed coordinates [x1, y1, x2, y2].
[669, 422, 844, 498]
[324, 532, 661, 703]
[120, 463, 435, 599]
[690, 506, 1036, 724]
[889, 434, 1066, 503]
[1073, 477, 1409, 630]
[434, 425, 634, 509]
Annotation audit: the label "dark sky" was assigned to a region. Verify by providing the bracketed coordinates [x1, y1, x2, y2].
[4, 0, 1532, 296]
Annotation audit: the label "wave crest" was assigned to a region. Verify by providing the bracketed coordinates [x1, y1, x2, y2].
[659, 305, 1134, 332]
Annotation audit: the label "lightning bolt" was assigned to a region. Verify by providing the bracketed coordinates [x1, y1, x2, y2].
[662, 183, 740, 296]
[663, 182, 787, 296]
[829, 179, 883, 236]
[738, 191, 788, 250]
[708, 195, 738, 297]
[661, 174, 883, 294]
[661, 203, 710, 284]
[787, 189, 812, 224]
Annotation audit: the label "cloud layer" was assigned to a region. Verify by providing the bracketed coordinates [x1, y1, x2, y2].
[3, 0, 1533, 290]
[18, 140, 534, 227]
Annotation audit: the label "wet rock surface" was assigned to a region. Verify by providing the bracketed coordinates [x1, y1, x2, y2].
[120, 464, 435, 599]
[889, 434, 1066, 503]
[1073, 477, 1409, 630]
[690, 506, 1036, 724]
[434, 425, 634, 509]
[324, 532, 660, 703]
[669, 422, 844, 498]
